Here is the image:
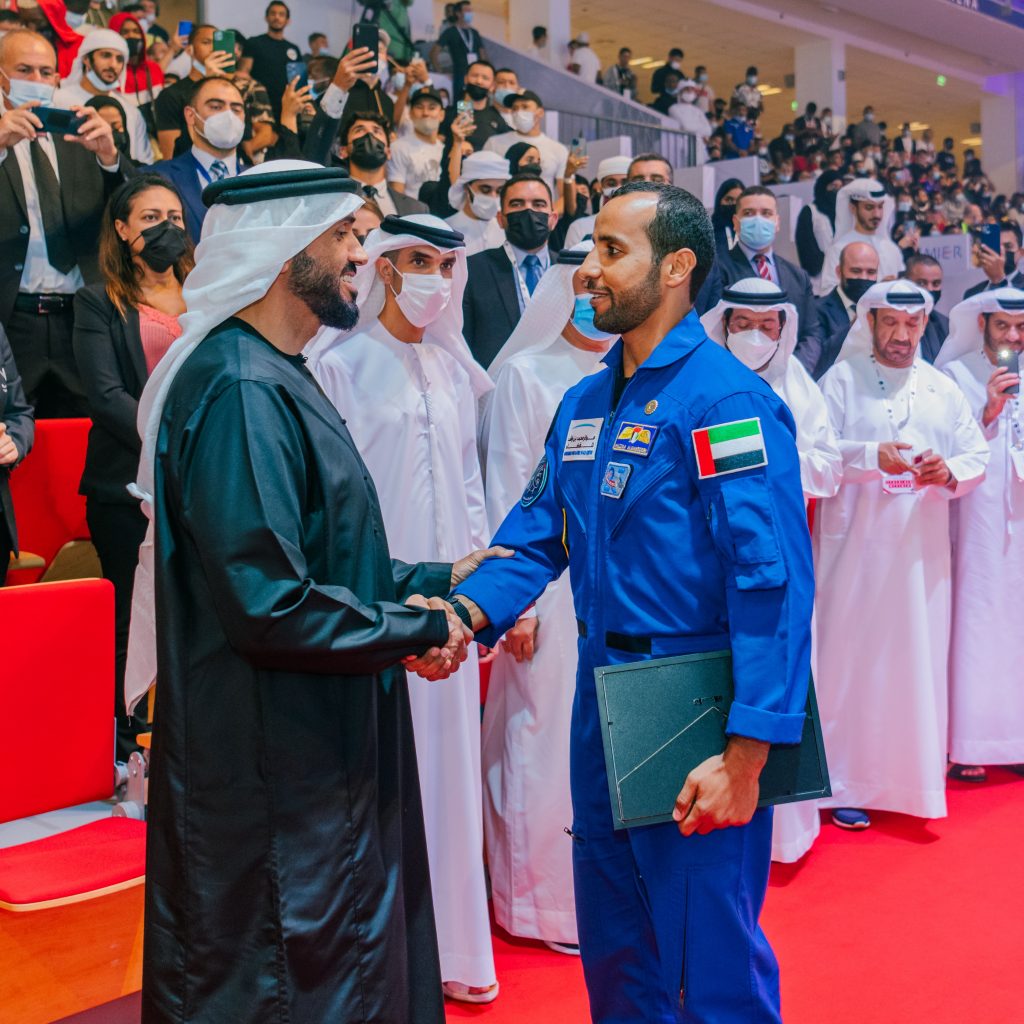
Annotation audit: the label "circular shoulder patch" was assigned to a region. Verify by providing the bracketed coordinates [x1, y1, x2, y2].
[287, 47, 299, 60]
[521, 455, 549, 508]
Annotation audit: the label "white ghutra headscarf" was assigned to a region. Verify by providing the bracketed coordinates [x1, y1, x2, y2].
[837, 279, 933, 364]
[936, 287, 1024, 369]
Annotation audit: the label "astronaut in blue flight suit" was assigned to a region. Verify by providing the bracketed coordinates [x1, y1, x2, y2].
[449, 182, 814, 1023]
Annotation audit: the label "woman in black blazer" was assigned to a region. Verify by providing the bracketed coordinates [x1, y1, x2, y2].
[73, 173, 194, 759]
[0, 327, 35, 585]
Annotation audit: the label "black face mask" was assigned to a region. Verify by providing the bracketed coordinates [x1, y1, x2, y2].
[518, 160, 541, 176]
[112, 130, 130, 155]
[349, 134, 388, 170]
[1005, 251, 1018, 276]
[927, 287, 942, 306]
[842, 276, 874, 303]
[464, 82, 489, 102]
[135, 220, 189, 273]
[574, 193, 589, 218]
[126, 37, 143, 59]
[504, 208, 551, 250]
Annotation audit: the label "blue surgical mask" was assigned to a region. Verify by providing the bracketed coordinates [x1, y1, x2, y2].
[738, 214, 776, 250]
[1, 71, 56, 108]
[494, 87, 515, 106]
[462, 10, 474, 24]
[571, 295, 616, 342]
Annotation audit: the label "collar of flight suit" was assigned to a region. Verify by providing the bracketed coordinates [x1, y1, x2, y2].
[601, 307, 707, 374]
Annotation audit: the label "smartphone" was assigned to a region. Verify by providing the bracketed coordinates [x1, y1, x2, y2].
[352, 23, 380, 73]
[286, 60, 308, 88]
[912, 448, 932, 467]
[34, 106, 86, 136]
[212, 29, 236, 72]
[998, 348, 1021, 394]
[980, 222, 1002, 255]
[176, 19, 193, 38]
[571, 136, 587, 159]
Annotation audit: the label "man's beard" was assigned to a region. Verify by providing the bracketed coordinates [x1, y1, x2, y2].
[592, 265, 662, 335]
[288, 251, 360, 330]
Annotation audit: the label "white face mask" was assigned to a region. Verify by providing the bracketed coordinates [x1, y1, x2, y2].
[196, 109, 245, 150]
[726, 328, 779, 371]
[391, 71, 406, 91]
[85, 66, 120, 92]
[388, 263, 453, 326]
[65, 10, 87, 27]
[2, 71, 56, 108]
[469, 190, 500, 220]
[512, 109, 536, 134]
[412, 115, 441, 136]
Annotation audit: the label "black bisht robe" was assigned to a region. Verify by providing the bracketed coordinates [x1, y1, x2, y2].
[142, 318, 450, 1023]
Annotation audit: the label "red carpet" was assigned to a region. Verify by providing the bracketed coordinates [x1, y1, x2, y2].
[448, 769, 1024, 1022]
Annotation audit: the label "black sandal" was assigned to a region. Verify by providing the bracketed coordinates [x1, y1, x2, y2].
[948, 763, 987, 783]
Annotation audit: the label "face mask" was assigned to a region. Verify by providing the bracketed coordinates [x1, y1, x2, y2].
[1005, 252, 1018, 276]
[738, 214, 776, 250]
[697, 72, 708, 83]
[112, 128, 129, 153]
[390, 71, 406, 91]
[196, 109, 244, 150]
[85, 66, 120, 92]
[135, 220, 189, 273]
[462, 10, 474, 24]
[465, 82, 489, 102]
[2, 72, 56, 108]
[670, 60, 681, 70]
[126, 37, 143, 59]
[898, 201, 911, 212]
[574, 193, 589, 217]
[519, 160, 541, 175]
[494, 87, 515, 106]
[65, 10, 87, 27]
[504, 208, 551, 250]
[191, 57, 206, 75]
[601, 185, 619, 199]
[784, 133, 794, 143]
[469, 189, 499, 220]
[776, 174, 792, 183]
[680, 91, 697, 104]
[746, 75, 757, 86]
[412, 115, 441, 135]
[841, 276, 873, 302]
[349, 133, 388, 169]
[927, 287, 942, 305]
[387, 263, 452, 326]
[571, 294, 615, 342]
[137, 15, 153, 29]
[726, 328, 778, 371]
[512, 109, 536, 134]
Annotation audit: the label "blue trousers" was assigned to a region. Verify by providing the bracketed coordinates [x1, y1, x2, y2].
[570, 645, 782, 1023]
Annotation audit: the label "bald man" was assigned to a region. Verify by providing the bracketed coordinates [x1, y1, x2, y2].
[813, 241, 879, 379]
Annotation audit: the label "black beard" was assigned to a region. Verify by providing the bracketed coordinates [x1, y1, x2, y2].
[592, 264, 662, 335]
[288, 251, 360, 330]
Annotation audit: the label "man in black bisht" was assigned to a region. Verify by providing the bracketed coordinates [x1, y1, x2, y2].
[131, 160, 504, 1022]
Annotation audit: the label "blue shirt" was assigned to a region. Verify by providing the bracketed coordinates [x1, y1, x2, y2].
[724, 117, 754, 156]
[457, 310, 813, 745]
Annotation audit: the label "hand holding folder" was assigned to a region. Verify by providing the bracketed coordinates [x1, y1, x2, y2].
[594, 650, 830, 831]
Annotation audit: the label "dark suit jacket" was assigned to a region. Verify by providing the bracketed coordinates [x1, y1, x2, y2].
[0, 140, 129, 324]
[698, 245, 824, 375]
[814, 322, 852, 381]
[72, 284, 152, 504]
[463, 245, 540, 369]
[0, 326, 35, 554]
[149, 150, 209, 245]
[920, 310, 950, 365]
[816, 288, 852, 344]
[963, 270, 1024, 300]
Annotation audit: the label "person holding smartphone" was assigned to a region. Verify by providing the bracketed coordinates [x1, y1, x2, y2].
[242, 1, 302, 119]
[938, 288, 1024, 785]
[963, 220, 1024, 299]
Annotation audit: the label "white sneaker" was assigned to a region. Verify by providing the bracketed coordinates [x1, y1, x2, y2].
[443, 980, 500, 1004]
[544, 940, 581, 956]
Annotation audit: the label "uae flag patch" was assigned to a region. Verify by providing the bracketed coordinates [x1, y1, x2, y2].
[692, 417, 768, 479]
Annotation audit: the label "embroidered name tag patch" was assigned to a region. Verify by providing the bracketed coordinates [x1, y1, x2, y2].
[563, 418, 603, 461]
[600, 461, 632, 499]
[521, 455, 549, 508]
[612, 421, 658, 457]
[692, 417, 768, 479]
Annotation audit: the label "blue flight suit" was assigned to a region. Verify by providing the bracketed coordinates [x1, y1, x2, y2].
[456, 310, 814, 1023]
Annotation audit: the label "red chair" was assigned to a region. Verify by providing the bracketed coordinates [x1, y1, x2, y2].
[7, 418, 92, 586]
[0, 580, 146, 1022]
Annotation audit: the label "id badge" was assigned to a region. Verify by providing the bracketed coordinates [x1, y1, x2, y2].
[466, 50, 478, 63]
[1011, 447, 1024, 482]
[882, 472, 916, 495]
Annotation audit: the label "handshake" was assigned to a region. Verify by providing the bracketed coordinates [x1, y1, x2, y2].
[401, 546, 512, 681]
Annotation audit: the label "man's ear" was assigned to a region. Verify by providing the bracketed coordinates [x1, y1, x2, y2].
[664, 247, 697, 291]
[547, 209, 558, 230]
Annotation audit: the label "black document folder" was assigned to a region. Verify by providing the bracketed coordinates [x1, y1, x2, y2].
[594, 650, 830, 830]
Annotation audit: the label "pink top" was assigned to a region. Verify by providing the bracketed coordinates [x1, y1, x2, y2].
[138, 304, 183, 375]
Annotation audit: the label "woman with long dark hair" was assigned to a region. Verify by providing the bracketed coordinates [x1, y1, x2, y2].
[73, 173, 193, 759]
[711, 176, 744, 259]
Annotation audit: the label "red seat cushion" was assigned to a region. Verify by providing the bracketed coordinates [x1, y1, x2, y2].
[0, 818, 146, 910]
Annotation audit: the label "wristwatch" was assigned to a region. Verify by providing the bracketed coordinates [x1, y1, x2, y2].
[448, 595, 474, 631]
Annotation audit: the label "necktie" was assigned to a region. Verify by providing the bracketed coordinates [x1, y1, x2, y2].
[362, 184, 378, 200]
[209, 160, 229, 181]
[754, 253, 772, 281]
[523, 253, 542, 296]
[29, 140, 76, 275]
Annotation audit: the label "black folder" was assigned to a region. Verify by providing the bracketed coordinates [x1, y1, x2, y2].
[594, 650, 830, 830]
